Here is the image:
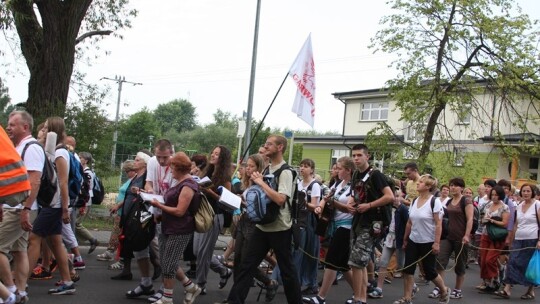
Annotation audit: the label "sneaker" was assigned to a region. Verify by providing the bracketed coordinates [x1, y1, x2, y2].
[393, 297, 412, 304]
[55, 272, 80, 286]
[265, 280, 279, 302]
[411, 284, 419, 298]
[218, 268, 232, 289]
[15, 291, 29, 304]
[336, 271, 344, 281]
[151, 298, 173, 304]
[368, 287, 383, 298]
[73, 260, 86, 270]
[97, 250, 115, 261]
[30, 266, 52, 280]
[438, 287, 451, 304]
[153, 298, 173, 304]
[48, 283, 76, 295]
[148, 290, 163, 302]
[449, 289, 462, 299]
[184, 284, 202, 304]
[88, 239, 99, 254]
[428, 287, 440, 298]
[302, 295, 325, 304]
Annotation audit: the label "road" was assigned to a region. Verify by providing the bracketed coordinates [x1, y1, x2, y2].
[24, 238, 533, 304]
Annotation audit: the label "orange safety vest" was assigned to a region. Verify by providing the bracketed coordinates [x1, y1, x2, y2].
[0, 126, 31, 198]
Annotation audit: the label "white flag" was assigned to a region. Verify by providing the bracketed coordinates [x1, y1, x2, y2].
[288, 34, 315, 128]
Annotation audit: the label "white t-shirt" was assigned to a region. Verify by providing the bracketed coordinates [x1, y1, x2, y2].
[12, 136, 44, 210]
[515, 201, 540, 240]
[409, 195, 443, 244]
[52, 147, 71, 209]
[146, 156, 177, 195]
[297, 179, 321, 206]
[332, 180, 353, 226]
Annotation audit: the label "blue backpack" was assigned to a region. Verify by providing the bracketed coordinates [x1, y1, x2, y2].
[245, 164, 296, 224]
[57, 146, 85, 204]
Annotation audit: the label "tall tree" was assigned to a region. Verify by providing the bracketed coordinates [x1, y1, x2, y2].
[370, 0, 540, 166]
[117, 108, 161, 156]
[3, 0, 136, 124]
[64, 99, 113, 172]
[154, 98, 197, 135]
[0, 78, 13, 126]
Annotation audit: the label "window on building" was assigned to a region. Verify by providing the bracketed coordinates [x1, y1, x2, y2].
[405, 122, 425, 143]
[402, 147, 418, 160]
[453, 147, 466, 167]
[457, 105, 472, 125]
[331, 149, 350, 166]
[529, 157, 539, 181]
[360, 102, 389, 121]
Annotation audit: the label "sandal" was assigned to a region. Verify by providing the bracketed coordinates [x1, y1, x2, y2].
[520, 293, 535, 300]
[428, 287, 440, 298]
[125, 284, 154, 298]
[494, 290, 510, 299]
[109, 261, 124, 270]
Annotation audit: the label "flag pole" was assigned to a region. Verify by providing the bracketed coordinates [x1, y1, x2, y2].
[241, 72, 289, 161]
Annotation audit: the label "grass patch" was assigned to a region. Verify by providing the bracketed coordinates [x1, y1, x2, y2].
[82, 205, 115, 231]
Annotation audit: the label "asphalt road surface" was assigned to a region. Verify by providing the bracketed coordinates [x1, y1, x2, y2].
[24, 244, 535, 304]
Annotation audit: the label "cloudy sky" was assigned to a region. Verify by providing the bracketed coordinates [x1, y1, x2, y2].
[2, 0, 539, 133]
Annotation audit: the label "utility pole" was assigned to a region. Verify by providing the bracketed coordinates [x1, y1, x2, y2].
[101, 76, 142, 168]
[243, 0, 262, 157]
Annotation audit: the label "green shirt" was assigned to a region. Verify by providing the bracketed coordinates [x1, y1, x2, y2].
[257, 161, 295, 232]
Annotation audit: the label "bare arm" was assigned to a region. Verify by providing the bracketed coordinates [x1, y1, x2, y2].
[55, 156, 70, 223]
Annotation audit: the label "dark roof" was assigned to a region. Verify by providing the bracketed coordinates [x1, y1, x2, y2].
[295, 135, 405, 146]
[481, 133, 540, 143]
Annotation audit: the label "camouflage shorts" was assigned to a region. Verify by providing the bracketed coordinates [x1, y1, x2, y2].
[348, 227, 374, 268]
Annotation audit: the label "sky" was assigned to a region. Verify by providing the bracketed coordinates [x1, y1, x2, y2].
[1, 0, 540, 134]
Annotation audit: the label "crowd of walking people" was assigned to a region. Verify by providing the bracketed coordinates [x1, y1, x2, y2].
[1, 110, 539, 304]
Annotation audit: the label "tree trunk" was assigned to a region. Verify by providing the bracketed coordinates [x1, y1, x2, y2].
[11, 0, 92, 125]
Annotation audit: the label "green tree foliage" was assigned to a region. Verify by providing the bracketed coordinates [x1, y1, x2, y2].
[3, 0, 137, 125]
[117, 108, 160, 156]
[64, 99, 113, 173]
[370, 0, 540, 167]
[154, 99, 197, 135]
[0, 78, 16, 127]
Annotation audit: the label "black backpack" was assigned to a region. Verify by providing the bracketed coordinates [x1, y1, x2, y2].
[352, 168, 393, 227]
[91, 173, 105, 205]
[122, 197, 156, 252]
[21, 141, 58, 208]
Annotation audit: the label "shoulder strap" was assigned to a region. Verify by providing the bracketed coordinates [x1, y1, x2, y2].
[431, 196, 437, 211]
[21, 140, 42, 160]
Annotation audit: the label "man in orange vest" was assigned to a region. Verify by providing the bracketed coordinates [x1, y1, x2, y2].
[0, 125, 30, 208]
[1, 110, 42, 303]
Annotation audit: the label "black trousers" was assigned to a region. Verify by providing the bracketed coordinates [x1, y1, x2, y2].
[227, 227, 301, 304]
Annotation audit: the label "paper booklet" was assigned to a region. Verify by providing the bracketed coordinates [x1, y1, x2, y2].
[197, 176, 212, 186]
[140, 192, 165, 204]
[217, 186, 241, 212]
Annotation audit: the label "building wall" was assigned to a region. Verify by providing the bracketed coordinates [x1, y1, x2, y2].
[301, 148, 332, 181]
[427, 150, 499, 187]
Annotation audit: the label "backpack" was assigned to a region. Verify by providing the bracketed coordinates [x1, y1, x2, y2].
[21, 141, 58, 208]
[245, 163, 296, 225]
[437, 196, 478, 239]
[295, 180, 319, 228]
[352, 168, 394, 227]
[73, 168, 91, 207]
[56, 146, 85, 204]
[91, 173, 105, 205]
[192, 193, 214, 233]
[122, 198, 156, 251]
